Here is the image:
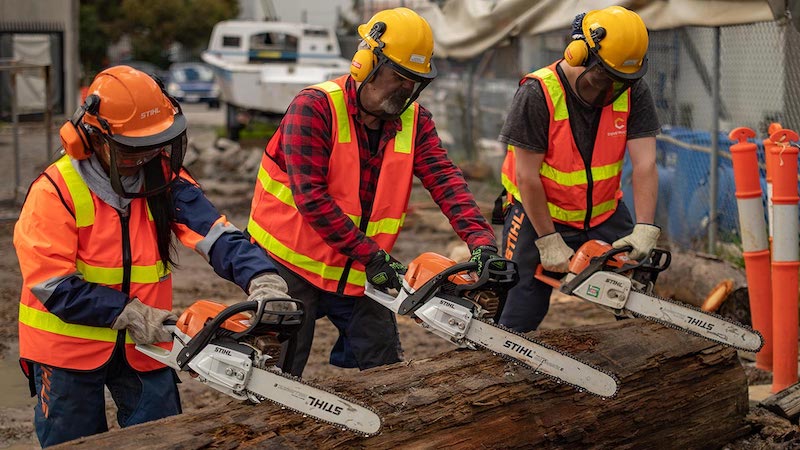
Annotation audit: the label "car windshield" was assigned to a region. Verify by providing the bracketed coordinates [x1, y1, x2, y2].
[172, 65, 215, 83]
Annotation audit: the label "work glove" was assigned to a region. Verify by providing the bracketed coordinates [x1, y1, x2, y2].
[535, 232, 575, 273]
[247, 272, 295, 323]
[612, 223, 661, 261]
[470, 245, 506, 275]
[365, 249, 406, 291]
[111, 298, 177, 345]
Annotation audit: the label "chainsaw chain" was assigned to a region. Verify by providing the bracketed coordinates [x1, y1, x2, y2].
[246, 362, 382, 437]
[465, 317, 621, 399]
[626, 288, 764, 353]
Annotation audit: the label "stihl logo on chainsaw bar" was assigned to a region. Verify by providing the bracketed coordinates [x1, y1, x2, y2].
[503, 340, 536, 358]
[437, 299, 456, 309]
[214, 347, 232, 356]
[308, 396, 343, 416]
[686, 316, 714, 331]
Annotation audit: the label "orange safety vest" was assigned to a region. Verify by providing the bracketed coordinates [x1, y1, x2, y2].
[17, 155, 173, 372]
[248, 75, 418, 296]
[501, 62, 630, 229]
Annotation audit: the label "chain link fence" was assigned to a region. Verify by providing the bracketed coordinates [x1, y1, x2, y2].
[405, 15, 799, 254]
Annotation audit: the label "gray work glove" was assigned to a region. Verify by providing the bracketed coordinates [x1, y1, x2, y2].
[111, 298, 177, 345]
[612, 223, 661, 261]
[247, 272, 295, 323]
[535, 232, 575, 273]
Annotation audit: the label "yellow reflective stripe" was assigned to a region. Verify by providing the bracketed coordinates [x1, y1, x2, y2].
[394, 105, 415, 154]
[247, 219, 366, 285]
[365, 214, 405, 236]
[540, 162, 586, 186]
[76, 259, 170, 285]
[548, 198, 617, 223]
[613, 90, 629, 112]
[314, 80, 351, 144]
[55, 156, 95, 227]
[257, 164, 296, 208]
[19, 302, 134, 344]
[592, 160, 624, 182]
[533, 68, 568, 121]
[540, 160, 623, 186]
[501, 172, 521, 202]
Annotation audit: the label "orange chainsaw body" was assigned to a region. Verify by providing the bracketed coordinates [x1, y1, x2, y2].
[404, 252, 478, 290]
[568, 240, 632, 275]
[176, 300, 251, 338]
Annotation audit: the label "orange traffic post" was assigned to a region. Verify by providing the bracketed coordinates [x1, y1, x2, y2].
[729, 127, 772, 370]
[769, 128, 800, 392]
[764, 123, 783, 241]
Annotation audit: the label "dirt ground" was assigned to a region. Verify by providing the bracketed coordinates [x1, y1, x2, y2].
[0, 118, 797, 449]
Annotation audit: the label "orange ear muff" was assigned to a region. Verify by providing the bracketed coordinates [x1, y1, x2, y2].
[564, 39, 590, 67]
[59, 120, 92, 160]
[60, 94, 101, 160]
[350, 48, 375, 82]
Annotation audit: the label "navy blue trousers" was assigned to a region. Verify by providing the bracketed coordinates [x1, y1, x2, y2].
[272, 259, 403, 377]
[499, 201, 634, 333]
[32, 344, 181, 447]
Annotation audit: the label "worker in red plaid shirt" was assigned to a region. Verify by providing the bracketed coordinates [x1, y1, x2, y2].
[247, 7, 500, 376]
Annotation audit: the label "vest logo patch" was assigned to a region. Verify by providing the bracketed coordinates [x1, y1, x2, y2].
[608, 118, 627, 137]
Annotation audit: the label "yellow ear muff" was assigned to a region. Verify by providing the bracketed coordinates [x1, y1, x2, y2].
[350, 48, 375, 82]
[564, 39, 590, 67]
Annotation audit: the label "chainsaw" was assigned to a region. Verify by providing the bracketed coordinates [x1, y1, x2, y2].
[136, 298, 382, 436]
[365, 253, 620, 398]
[535, 240, 764, 353]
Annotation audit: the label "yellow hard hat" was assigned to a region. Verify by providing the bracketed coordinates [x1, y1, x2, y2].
[582, 6, 649, 80]
[356, 7, 437, 82]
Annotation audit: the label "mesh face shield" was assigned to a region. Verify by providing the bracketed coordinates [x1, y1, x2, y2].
[574, 59, 636, 108]
[356, 54, 435, 120]
[104, 113, 188, 198]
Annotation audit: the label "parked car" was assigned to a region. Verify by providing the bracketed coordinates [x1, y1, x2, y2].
[166, 62, 220, 108]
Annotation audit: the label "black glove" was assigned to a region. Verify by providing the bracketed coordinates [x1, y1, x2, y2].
[470, 245, 506, 275]
[365, 250, 406, 291]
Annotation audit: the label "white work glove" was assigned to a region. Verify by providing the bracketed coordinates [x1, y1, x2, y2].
[247, 272, 296, 323]
[535, 232, 575, 273]
[612, 223, 661, 261]
[111, 298, 177, 345]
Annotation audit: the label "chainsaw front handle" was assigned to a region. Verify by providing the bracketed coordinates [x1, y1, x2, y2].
[534, 265, 563, 289]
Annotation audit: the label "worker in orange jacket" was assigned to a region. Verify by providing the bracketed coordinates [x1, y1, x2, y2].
[14, 66, 289, 447]
[496, 6, 661, 332]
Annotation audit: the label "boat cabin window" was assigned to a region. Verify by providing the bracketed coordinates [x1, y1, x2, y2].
[222, 35, 241, 48]
[249, 32, 299, 63]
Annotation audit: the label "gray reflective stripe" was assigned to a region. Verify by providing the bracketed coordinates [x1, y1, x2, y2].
[196, 221, 239, 261]
[30, 273, 81, 303]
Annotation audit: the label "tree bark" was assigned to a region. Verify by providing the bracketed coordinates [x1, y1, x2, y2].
[57, 320, 751, 450]
[654, 248, 746, 307]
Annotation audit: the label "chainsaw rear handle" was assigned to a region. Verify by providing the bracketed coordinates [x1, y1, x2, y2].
[175, 299, 304, 369]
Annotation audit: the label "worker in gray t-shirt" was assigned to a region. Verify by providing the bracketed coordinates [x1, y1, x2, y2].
[495, 6, 662, 333]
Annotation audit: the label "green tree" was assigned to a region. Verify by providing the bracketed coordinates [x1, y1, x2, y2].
[79, 1, 124, 81]
[120, 0, 238, 68]
[79, 0, 238, 77]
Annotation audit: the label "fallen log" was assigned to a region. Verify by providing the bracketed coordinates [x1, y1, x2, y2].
[654, 248, 746, 307]
[58, 320, 751, 449]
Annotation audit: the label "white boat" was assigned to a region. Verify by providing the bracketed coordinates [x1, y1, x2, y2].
[201, 20, 352, 136]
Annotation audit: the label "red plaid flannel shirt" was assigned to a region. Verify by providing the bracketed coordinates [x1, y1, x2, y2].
[271, 77, 495, 265]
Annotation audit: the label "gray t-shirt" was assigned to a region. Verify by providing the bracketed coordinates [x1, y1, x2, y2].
[498, 63, 661, 163]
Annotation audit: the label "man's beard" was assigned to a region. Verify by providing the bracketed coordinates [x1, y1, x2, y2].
[379, 89, 412, 115]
